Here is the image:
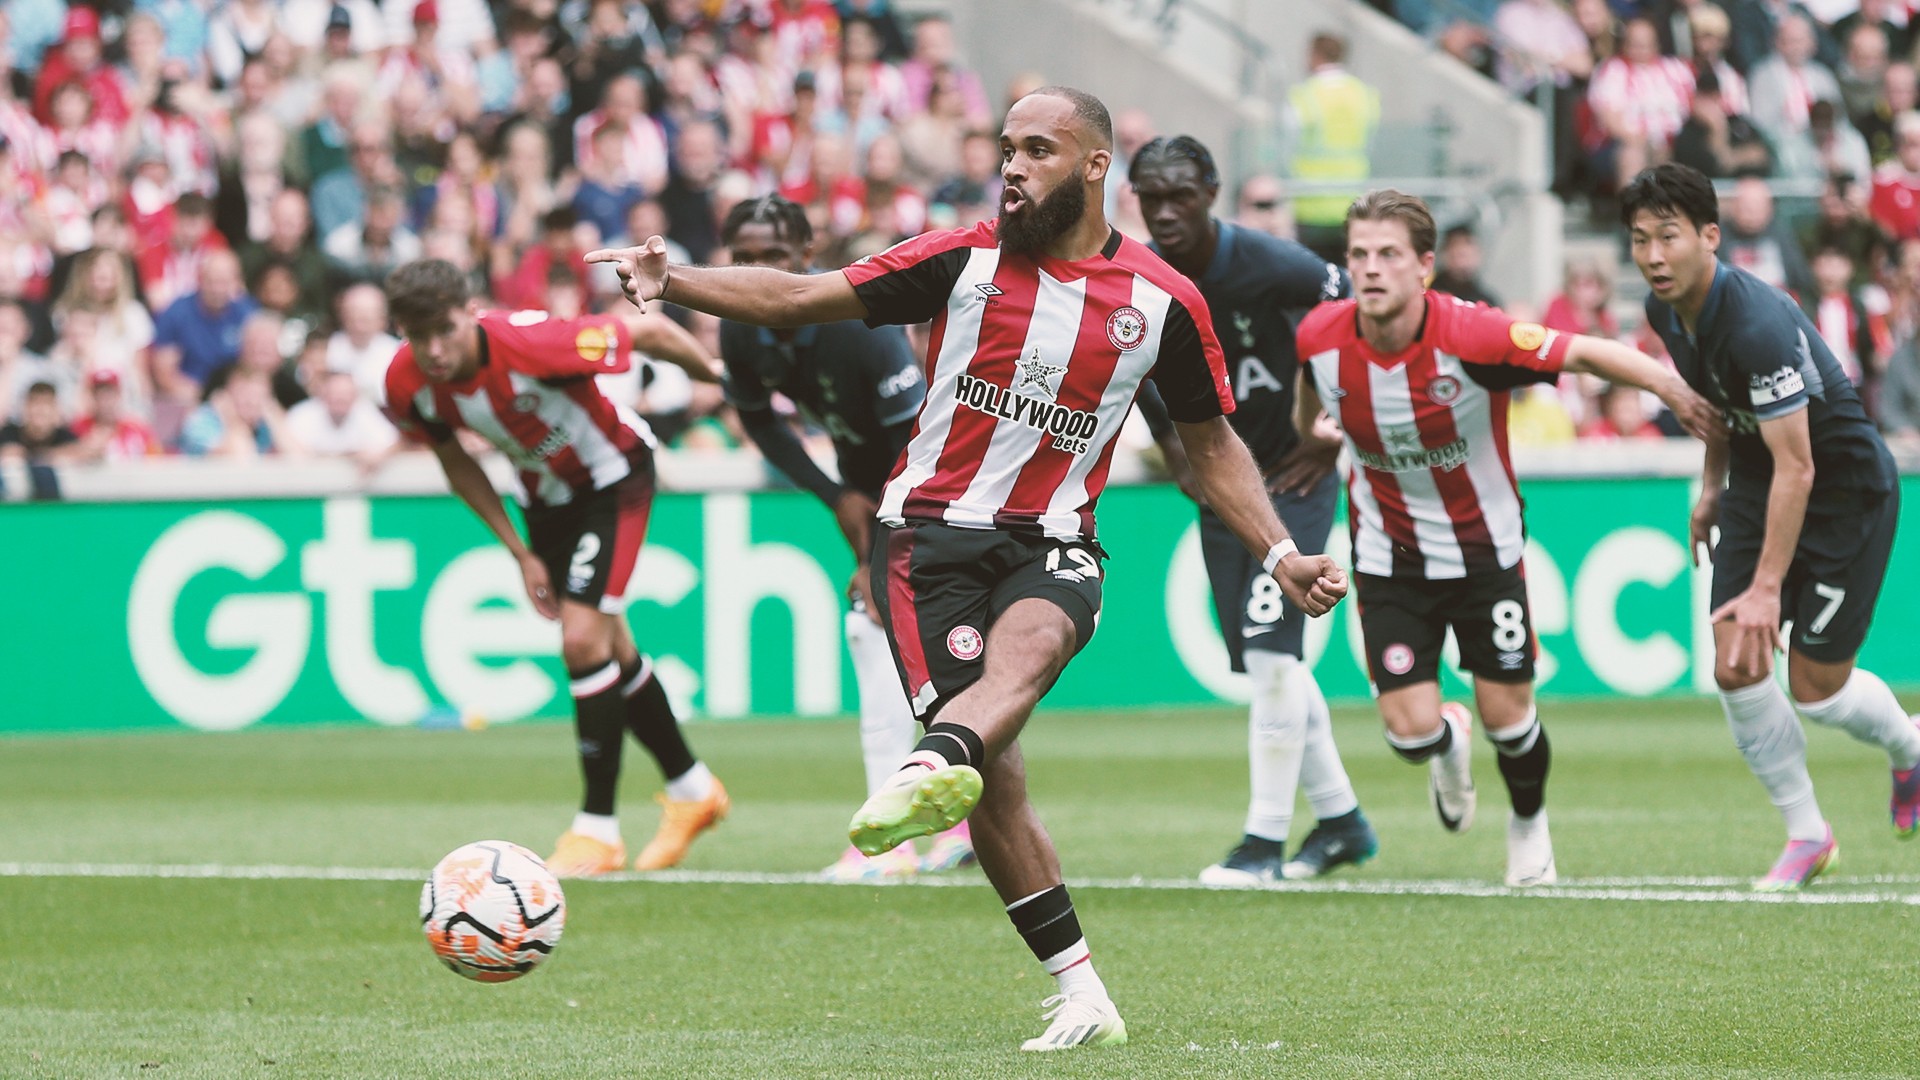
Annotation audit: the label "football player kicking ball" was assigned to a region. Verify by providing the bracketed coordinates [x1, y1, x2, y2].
[592, 86, 1347, 1050]
[380, 259, 730, 878]
[1622, 164, 1920, 890]
[1293, 191, 1720, 886]
[715, 193, 975, 882]
[1129, 134, 1378, 884]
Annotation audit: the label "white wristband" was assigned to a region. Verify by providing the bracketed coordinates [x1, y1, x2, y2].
[1262, 539, 1298, 578]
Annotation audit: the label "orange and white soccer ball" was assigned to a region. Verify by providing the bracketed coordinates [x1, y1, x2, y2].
[420, 841, 566, 982]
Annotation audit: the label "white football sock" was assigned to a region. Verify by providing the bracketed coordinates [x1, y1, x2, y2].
[1294, 658, 1359, 820]
[570, 812, 620, 844]
[663, 760, 715, 802]
[1795, 668, 1920, 770]
[1243, 651, 1308, 843]
[847, 610, 917, 795]
[1720, 679, 1826, 842]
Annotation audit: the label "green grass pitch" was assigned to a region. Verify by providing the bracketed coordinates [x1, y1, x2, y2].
[3, 700, 1918, 1078]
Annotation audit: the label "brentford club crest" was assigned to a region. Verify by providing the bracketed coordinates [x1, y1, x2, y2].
[1382, 643, 1415, 676]
[1426, 375, 1462, 406]
[1106, 306, 1148, 351]
[947, 625, 984, 661]
[512, 392, 540, 413]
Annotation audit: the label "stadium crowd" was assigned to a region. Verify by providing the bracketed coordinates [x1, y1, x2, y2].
[5, 0, 1920, 493]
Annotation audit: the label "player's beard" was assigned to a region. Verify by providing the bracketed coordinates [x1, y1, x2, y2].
[997, 177, 1087, 255]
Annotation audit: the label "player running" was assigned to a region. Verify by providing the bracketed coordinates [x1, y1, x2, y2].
[715, 193, 975, 882]
[590, 86, 1347, 1051]
[1622, 163, 1920, 891]
[380, 259, 730, 878]
[1129, 134, 1378, 885]
[1293, 190, 1719, 886]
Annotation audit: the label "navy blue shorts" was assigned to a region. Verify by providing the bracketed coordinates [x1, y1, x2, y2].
[1710, 485, 1898, 662]
[1198, 469, 1339, 672]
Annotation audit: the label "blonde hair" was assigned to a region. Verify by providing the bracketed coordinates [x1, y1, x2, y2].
[1346, 189, 1438, 255]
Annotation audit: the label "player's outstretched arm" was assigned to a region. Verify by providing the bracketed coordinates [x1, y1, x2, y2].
[619, 311, 723, 384]
[430, 438, 560, 620]
[1174, 414, 1348, 617]
[587, 236, 868, 328]
[1561, 335, 1723, 442]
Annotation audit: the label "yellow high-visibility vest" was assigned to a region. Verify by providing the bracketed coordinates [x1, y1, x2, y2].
[1287, 69, 1380, 226]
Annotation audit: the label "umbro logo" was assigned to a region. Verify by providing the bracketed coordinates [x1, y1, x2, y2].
[1328, 387, 1348, 399]
[975, 283, 1004, 301]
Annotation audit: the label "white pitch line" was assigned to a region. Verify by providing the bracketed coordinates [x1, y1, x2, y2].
[2, 862, 1917, 905]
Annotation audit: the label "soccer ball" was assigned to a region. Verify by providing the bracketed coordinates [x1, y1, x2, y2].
[420, 841, 566, 982]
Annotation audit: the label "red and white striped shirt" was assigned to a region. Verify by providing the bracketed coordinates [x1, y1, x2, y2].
[380, 310, 655, 508]
[1297, 293, 1571, 579]
[842, 219, 1231, 540]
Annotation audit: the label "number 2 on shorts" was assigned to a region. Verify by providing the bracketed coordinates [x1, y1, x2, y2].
[569, 533, 602, 588]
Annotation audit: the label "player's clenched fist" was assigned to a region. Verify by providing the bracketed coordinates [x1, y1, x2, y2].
[1276, 554, 1347, 617]
[585, 237, 672, 308]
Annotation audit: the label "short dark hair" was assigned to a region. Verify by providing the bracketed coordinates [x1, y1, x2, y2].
[1027, 85, 1113, 148]
[1619, 163, 1719, 230]
[1347, 189, 1437, 255]
[1442, 223, 1477, 245]
[386, 259, 470, 327]
[25, 380, 57, 399]
[175, 192, 214, 218]
[1128, 135, 1219, 190]
[721, 193, 814, 248]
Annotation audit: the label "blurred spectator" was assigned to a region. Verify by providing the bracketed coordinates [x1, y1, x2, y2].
[1233, 174, 1294, 240]
[325, 284, 401, 396]
[285, 369, 399, 462]
[1508, 384, 1578, 445]
[898, 16, 990, 126]
[283, 0, 387, 57]
[136, 192, 229, 312]
[152, 249, 257, 402]
[1672, 70, 1774, 178]
[0, 381, 78, 463]
[1494, 0, 1593, 99]
[660, 119, 726, 263]
[493, 206, 588, 311]
[52, 249, 156, 412]
[494, 120, 562, 261]
[214, 111, 290, 248]
[1748, 13, 1850, 168]
[179, 368, 293, 458]
[1800, 172, 1890, 287]
[311, 119, 401, 240]
[44, 81, 119, 188]
[1722, 176, 1815, 294]
[1685, 4, 1749, 117]
[323, 185, 423, 286]
[44, 150, 106, 257]
[1284, 33, 1380, 263]
[1860, 62, 1917, 167]
[897, 69, 972, 186]
[1880, 329, 1920, 448]
[291, 67, 366, 188]
[376, 1, 481, 132]
[70, 371, 160, 461]
[1586, 18, 1695, 193]
[574, 122, 648, 243]
[31, 8, 129, 128]
[1729, 0, 1840, 77]
[573, 72, 669, 198]
[1871, 111, 1920, 242]
[1778, 99, 1873, 181]
[1432, 224, 1503, 307]
[241, 191, 329, 319]
[1832, 0, 1909, 65]
[0, 299, 63, 418]
[1836, 22, 1890, 131]
[1580, 383, 1667, 440]
[1800, 244, 1885, 385]
[931, 129, 1003, 228]
[207, 0, 279, 89]
[1544, 256, 1620, 339]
